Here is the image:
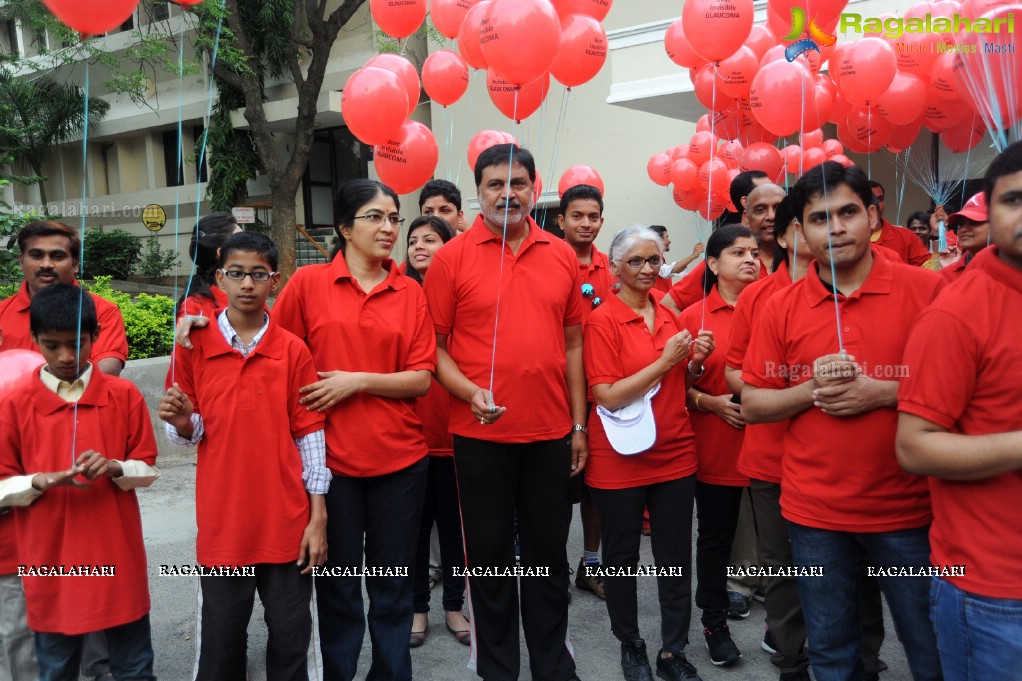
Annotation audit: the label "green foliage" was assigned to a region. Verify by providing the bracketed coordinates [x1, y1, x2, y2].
[137, 235, 181, 281]
[82, 228, 142, 280]
[204, 81, 260, 211]
[85, 277, 175, 360]
[0, 281, 17, 299]
[0, 177, 42, 282]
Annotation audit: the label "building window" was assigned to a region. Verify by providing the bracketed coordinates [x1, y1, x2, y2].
[3, 21, 19, 57]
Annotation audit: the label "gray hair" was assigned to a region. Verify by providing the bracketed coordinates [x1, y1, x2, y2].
[608, 225, 664, 264]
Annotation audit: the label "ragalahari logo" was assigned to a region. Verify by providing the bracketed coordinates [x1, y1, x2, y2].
[783, 7, 838, 61]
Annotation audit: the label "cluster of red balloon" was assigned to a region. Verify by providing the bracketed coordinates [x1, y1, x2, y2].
[43, 0, 203, 36]
[452, 0, 611, 122]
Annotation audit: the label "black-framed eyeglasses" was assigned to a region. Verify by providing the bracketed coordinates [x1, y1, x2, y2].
[355, 212, 405, 227]
[623, 256, 664, 270]
[220, 269, 276, 282]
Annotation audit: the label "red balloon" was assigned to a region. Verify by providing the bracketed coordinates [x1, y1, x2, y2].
[954, 6, 1022, 130]
[468, 130, 514, 169]
[740, 142, 783, 179]
[342, 67, 409, 146]
[896, 33, 938, 79]
[708, 106, 744, 140]
[688, 131, 718, 166]
[42, 0, 139, 35]
[486, 70, 550, 122]
[846, 106, 894, 149]
[457, 1, 492, 70]
[800, 129, 824, 148]
[535, 170, 544, 198]
[828, 90, 852, 126]
[782, 144, 803, 175]
[836, 123, 870, 154]
[692, 64, 736, 110]
[648, 153, 673, 186]
[887, 120, 923, 153]
[837, 38, 896, 106]
[558, 164, 604, 197]
[550, 0, 613, 21]
[749, 60, 814, 137]
[370, 0, 427, 38]
[719, 140, 745, 168]
[830, 153, 854, 168]
[673, 184, 702, 211]
[929, 52, 959, 100]
[743, 24, 777, 61]
[422, 50, 470, 107]
[697, 114, 712, 133]
[821, 139, 844, 157]
[827, 42, 853, 87]
[671, 158, 699, 188]
[942, 114, 987, 153]
[922, 88, 968, 132]
[682, 0, 754, 63]
[699, 158, 730, 191]
[802, 147, 828, 171]
[550, 13, 607, 88]
[669, 145, 689, 160]
[876, 72, 926, 126]
[366, 53, 420, 118]
[698, 190, 730, 220]
[664, 20, 706, 69]
[432, 0, 479, 40]
[737, 107, 777, 145]
[716, 46, 758, 98]
[481, 0, 561, 86]
[375, 121, 439, 195]
[0, 349, 44, 399]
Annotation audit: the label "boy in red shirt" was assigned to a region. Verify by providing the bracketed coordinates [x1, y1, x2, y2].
[741, 162, 943, 681]
[897, 141, 1022, 681]
[0, 283, 159, 680]
[160, 232, 328, 681]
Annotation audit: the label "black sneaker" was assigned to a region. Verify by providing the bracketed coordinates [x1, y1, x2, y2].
[655, 650, 703, 680]
[704, 624, 742, 666]
[621, 639, 654, 681]
[779, 671, 811, 681]
[761, 627, 777, 655]
[575, 558, 606, 599]
[727, 591, 751, 619]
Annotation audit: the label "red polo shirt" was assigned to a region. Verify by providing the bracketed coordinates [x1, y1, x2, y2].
[424, 216, 584, 442]
[416, 378, 454, 457]
[576, 247, 615, 326]
[899, 247, 1022, 598]
[668, 259, 769, 312]
[742, 247, 942, 532]
[939, 253, 974, 281]
[583, 293, 697, 489]
[875, 219, 932, 266]
[678, 286, 748, 486]
[0, 370, 155, 635]
[170, 318, 325, 566]
[176, 286, 228, 320]
[0, 282, 128, 364]
[727, 260, 794, 484]
[273, 255, 436, 477]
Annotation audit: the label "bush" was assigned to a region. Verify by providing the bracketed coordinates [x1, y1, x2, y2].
[85, 277, 175, 360]
[82, 228, 141, 279]
[137, 235, 181, 281]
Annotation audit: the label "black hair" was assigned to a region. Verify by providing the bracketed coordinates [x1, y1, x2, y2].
[418, 179, 462, 212]
[907, 211, 931, 228]
[648, 225, 668, 237]
[790, 161, 874, 227]
[217, 232, 279, 271]
[331, 179, 401, 258]
[29, 283, 97, 336]
[869, 180, 885, 194]
[729, 170, 768, 218]
[473, 143, 536, 187]
[404, 215, 455, 286]
[559, 184, 604, 215]
[18, 220, 81, 264]
[179, 212, 239, 307]
[984, 140, 1022, 205]
[703, 224, 755, 293]
[771, 195, 797, 272]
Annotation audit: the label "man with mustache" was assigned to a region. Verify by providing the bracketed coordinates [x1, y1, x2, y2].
[0, 220, 128, 681]
[424, 144, 587, 681]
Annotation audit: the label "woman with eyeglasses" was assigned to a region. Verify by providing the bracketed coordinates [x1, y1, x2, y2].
[583, 225, 714, 681]
[272, 179, 437, 681]
[402, 216, 472, 649]
[675, 224, 760, 668]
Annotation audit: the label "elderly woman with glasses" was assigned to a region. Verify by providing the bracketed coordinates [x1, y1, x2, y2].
[582, 224, 713, 681]
[272, 178, 437, 681]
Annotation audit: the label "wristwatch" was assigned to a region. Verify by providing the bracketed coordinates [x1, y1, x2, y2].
[572, 423, 588, 434]
[688, 362, 705, 378]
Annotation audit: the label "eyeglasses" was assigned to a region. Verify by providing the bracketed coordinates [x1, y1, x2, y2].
[220, 269, 276, 282]
[623, 256, 664, 270]
[355, 212, 405, 227]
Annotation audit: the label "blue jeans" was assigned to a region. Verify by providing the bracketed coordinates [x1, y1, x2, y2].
[34, 615, 155, 681]
[930, 576, 1022, 680]
[316, 458, 427, 681]
[787, 523, 941, 681]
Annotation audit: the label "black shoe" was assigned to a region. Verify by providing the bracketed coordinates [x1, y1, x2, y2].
[621, 639, 654, 681]
[761, 627, 777, 655]
[727, 591, 751, 619]
[704, 624, 742, 667]
[655, 650, 704, 681]
[779, 671, 811, 681]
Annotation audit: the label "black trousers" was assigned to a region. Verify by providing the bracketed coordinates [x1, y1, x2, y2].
[694, 481, 745, 628]
[413, 456, 467, 613]
[589, 474, 696, 655]
[196, 563, 313, 681]
[453, 435, 575, 681]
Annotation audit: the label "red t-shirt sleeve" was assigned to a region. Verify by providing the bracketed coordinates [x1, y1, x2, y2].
[898, 307, 977, 431]
[272, 273, 309, 341]
[583, 314, 624, 388]
[92, 295, 129, 364]
[167, 342, 200, 415]
[668, 262, 705, 310]
[741, 296, 788, 390]
[422, 254, 456, 337]
[124, 384, 159, 466]
[404, 287, 438, 372]
[564, 258, 585, 328]
[288, 342, 327, 439]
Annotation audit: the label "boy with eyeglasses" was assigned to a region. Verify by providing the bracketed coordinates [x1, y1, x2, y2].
[160, 232, 330, 680]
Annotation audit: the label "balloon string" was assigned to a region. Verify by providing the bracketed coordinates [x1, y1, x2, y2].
[455, 71, 475, 187]
[866, 103, 872, 179]
[171, 19, 186, 381]
[700, 63, 721, 332]
[486, 90, 520, 408]
[171, 4, 226, 384]
[71, 58, 91, 468]
[542, 87, 572, 228]
[821, 164, 846, 356]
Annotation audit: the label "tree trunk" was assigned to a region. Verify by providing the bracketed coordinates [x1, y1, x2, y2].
[270, 188, 298, 281]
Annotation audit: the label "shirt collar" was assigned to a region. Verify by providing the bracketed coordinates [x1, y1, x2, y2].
[328, 252, 407, 293]
[33, 363, 109, 414]
[39, 362, 93, 401]
[217, 310, 271, 357]
[803, 245, 894, 307]
[705, 284, 733, 313]
[467, 214, 550, 249]
[972, 245, 1022, 294]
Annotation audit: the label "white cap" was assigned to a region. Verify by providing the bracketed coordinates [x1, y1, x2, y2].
[595, 384, 660, 455]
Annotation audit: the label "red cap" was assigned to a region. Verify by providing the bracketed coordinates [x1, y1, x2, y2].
[948, 192, 988, 228]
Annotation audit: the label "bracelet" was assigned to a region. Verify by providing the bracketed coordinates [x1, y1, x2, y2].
[694, 393, 704, 412]
[688, 362, 705, 378]
[572, 423, 588, 434]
